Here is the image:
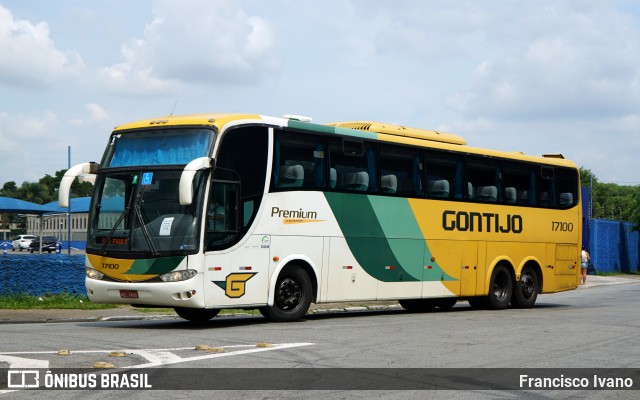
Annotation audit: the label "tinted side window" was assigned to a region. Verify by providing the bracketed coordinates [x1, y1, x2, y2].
[503, 162, 536, 205]
[539, 166, 556, 207]
[556, 168, 578, 208]
[467, 156, 501, 203]
[425, 151, 464, 200]
[272, 130, 326, 190]
[379, 144, 424, 197]
[329, 138, 377, 193]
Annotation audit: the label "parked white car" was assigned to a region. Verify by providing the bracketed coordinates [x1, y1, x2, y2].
[11, 235, 37, 251]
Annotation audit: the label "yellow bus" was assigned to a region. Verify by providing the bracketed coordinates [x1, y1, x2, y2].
[59, 113, 581, 322]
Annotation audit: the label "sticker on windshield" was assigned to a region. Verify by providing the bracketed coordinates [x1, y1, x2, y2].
[159, 217, 174, 236]
[141, 172, 153, 185]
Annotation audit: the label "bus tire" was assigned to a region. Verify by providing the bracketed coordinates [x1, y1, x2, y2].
[257, 307, 272, 320]
[174, 307, 220, 322]
[511, 266, 539, 308]
[468, 297, 488, 309]
[434, 298, 457, 310]
[487, 265, 513, 310]
[399, 299, 436, 312]
[264, 267, 312, 322]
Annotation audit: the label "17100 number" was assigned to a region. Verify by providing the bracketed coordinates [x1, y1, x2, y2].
[552, 221, 574, 232]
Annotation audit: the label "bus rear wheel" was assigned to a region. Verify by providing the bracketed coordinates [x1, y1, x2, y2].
[487, 265, 513, 310]
[468, 297, 488, 309]
[262, 267, 312, 322]
[511, 266, 539, 308]
[174, 307, 220, 322]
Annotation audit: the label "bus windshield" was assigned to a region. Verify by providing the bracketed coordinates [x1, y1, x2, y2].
[86, 169, 207, 257]
[102, 128, 214, 167]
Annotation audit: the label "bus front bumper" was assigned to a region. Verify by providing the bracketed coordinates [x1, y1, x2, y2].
[85, 275, 206, 308]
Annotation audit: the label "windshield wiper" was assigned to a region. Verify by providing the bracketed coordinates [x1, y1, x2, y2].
[99, 186, 137, 255]
[133, 198, 159, 257]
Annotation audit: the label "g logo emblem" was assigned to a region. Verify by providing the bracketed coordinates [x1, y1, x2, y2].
[213, 273, 257, 298]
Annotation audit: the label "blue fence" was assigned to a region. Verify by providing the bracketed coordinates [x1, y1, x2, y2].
[589, 219, 639, 274]
[0, 255, 85, 296]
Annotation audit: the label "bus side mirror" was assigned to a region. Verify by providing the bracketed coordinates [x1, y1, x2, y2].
[58, 162, 99, 207]
[179, 157, 213, 205]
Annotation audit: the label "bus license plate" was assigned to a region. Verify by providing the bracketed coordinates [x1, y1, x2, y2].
[119, 290, 139, 299]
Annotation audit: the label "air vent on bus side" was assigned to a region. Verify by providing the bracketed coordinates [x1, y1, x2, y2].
[327, 121, 467, 145]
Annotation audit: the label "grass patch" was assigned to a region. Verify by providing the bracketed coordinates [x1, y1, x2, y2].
[0, 292, 117, 310]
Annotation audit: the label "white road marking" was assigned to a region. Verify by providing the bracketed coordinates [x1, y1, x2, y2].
[0, 342, 314, 370]
[123, 342, 313, 369]
[0, 355, 49, 369]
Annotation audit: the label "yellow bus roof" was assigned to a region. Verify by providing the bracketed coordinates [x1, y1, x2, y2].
[111, 113, 577, 169]
[113, 113, 261, 131]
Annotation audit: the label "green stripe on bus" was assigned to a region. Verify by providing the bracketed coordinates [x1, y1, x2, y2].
[287, 120, 378, 140]
[325, 193, 455, 283]
[127, 256, 185, 275]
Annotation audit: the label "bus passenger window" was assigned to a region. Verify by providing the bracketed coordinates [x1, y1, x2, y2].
[539, 166, 555, 206]
[272, 130, 326, 190]
[425, 151, 463, 200]
[503, 162, 536, 205]
[379, 144, 423, 197]
[329, 138, 377, 193]
[467, 156, 501, 203]
[556, 168, 578, 208]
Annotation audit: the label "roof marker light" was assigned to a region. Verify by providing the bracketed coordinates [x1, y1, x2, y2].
[284, 114, 312, 122]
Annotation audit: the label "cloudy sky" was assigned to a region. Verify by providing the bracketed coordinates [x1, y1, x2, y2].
[1, 0, 639, 188]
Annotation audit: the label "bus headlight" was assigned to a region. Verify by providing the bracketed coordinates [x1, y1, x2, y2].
[86, 267, 104, 280]
[160, 269, 197, 282]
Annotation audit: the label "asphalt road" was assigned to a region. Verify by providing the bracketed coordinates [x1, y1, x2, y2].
[1, 279, 639, 399]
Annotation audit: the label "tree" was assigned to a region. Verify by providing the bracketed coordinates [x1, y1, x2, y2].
[630, 189, 640, 231]
[581, 167, 640, 222]
[16, 182, 53, 204]
[0, 181, 18, 197]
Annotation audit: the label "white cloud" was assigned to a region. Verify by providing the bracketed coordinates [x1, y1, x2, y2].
[100, 0, 278, 95]
[0, 5, 84, 89]
[445, 2, 640, 121]
[69, 103, 109, 126]
[0, 111, 65, 184]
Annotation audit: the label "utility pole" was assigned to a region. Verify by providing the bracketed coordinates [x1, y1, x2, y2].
[67, 146, 71, 255]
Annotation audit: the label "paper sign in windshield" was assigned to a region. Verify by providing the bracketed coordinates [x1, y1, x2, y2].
[159, 217, 174, 236]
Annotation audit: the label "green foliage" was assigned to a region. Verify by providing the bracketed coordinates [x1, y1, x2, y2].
[0, 292, 116, 310]
[0, 169, 93, 205]
[580, 167, 640, 225]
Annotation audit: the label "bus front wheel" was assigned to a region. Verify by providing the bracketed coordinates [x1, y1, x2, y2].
[511, 266, 539, 308]
[487, 265, 513, 310]
[174, 307, 220, 322]
[262, 267, 312, 322]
